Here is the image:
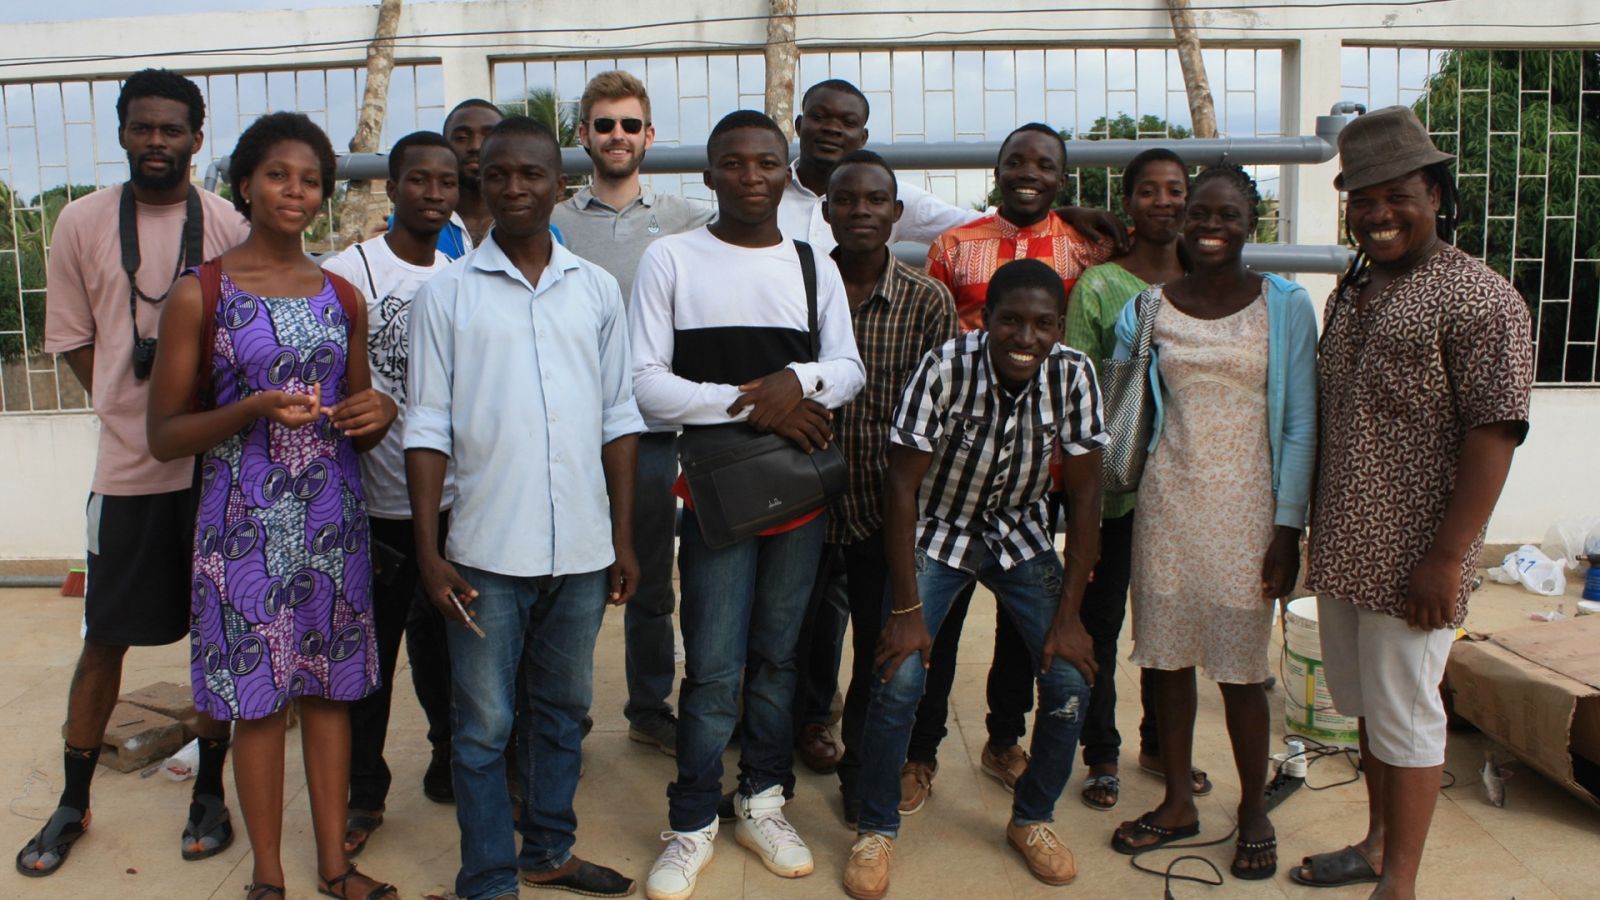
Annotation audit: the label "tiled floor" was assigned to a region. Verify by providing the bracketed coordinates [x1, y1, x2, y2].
[1, 574, 1596, 899]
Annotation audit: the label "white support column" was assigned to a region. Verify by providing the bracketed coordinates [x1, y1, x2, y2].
[1282, 33, 1347, 307]
[439, 48, 494, 111]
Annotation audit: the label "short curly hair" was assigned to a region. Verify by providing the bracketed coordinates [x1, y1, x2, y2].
[117, 68, 206, 133]
[227, 112, 338, 218]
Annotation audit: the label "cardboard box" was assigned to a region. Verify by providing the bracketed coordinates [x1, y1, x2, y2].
[1446, 615, 1600, 810]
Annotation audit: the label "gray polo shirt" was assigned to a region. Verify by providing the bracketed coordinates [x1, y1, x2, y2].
[553, 185, 716, 300]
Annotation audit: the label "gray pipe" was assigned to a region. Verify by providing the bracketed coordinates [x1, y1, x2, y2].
[0, 575, 66, 588]
[893, 241, 1354, 274]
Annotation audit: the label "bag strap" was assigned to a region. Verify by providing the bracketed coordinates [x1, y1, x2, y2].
[1131, 286, 1161, 357]
[325, 271, 363, 329]
[353, 243, 379, 300]
[794, 239, 819, 362]
[190, 259, 224, 411]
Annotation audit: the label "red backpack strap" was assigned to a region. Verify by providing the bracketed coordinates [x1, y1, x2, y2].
[324, 271, 364, 336]
[189, 259, 224, 412]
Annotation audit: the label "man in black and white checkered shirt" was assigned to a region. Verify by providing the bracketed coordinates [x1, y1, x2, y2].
[842, 258, 1108, 899]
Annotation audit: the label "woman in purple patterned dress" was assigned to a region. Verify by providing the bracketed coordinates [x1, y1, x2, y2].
[148, 113, 398, 900]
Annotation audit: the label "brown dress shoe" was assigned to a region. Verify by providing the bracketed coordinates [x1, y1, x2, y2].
[796, 723, 842, 774]
[842, 833, 894, 900]
[898, 760, 935, 814]
[1006, 821, 1077, 885]
[981, 743, 1030, 792]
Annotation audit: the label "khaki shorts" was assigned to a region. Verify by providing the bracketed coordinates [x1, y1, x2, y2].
[1316, 595, 1454, 768]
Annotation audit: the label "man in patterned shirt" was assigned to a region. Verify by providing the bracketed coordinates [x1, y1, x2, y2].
[789, 150, 959, 824]
[844, 258, 1106, 899]
[1295, 106, 1533, 896]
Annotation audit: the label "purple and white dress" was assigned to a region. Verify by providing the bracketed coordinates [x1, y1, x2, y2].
[190, 272, 380, 721]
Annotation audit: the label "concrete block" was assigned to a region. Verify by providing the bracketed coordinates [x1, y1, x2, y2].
[98, 702, 184, 773]
[121, 680, 203, 741]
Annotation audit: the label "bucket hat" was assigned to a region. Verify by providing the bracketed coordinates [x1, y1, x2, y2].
[1334, 105, 1454, 192]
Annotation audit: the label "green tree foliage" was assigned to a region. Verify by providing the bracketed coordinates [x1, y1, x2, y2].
[983, 113, 1278, 242]
[1413, 48, 1600, 382]
[500, 87, 579, 147]
[1, 182, 97, 362]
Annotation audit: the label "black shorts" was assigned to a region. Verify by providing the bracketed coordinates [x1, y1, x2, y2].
[84, 490, 195, 646]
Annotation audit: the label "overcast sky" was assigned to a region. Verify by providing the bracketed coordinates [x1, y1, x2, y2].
[0, 0, 445, 25]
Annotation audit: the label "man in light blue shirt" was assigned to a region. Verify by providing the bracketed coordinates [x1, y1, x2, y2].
[405, 116, 643, 900]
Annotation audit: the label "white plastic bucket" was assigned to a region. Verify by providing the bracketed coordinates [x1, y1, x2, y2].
[1283, 596, 1359, 747]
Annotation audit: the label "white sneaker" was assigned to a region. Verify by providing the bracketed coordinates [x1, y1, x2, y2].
[733, 785, 814, 878]
[645, 822, 716, 900]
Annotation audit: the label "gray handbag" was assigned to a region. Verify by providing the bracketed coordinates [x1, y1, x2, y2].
[1098, 286, 1161, 493]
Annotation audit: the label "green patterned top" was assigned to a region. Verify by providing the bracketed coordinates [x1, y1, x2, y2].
[1065, 261, 1150, 520]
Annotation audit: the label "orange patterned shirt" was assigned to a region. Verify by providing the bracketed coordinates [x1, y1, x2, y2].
[925, 212, 1111, 332]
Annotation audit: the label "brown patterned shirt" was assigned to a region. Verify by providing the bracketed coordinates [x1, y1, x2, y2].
[1306, 245, 1533, 627]
[828, 252, 960, 544]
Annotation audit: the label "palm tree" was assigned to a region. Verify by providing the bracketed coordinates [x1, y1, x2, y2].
[502, 87, 578, 147]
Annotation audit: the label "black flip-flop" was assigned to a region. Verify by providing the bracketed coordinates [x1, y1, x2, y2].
[342, 809, 385, 858]
[1231, 835, 1278, 881]
[1289, 845, 1381, 888]
[16, 806, 89, 877]
[183, 793, 234, 861]
[1081, 774, 1120, 810]
[1111, 812, 1201, 855]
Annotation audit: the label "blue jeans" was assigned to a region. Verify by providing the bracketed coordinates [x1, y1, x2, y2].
[624, 433, 680, 725]
[447, 565, 607, 900]
[856, 549, 1091, 837]
[669, 509, 827, 831]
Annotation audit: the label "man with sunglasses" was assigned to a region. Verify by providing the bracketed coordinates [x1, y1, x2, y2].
[553, 71, 714, 758]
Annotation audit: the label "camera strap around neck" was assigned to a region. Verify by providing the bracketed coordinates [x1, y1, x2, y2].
[122, 182, 204, 339]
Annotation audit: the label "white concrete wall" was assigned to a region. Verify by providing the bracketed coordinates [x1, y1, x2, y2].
[3, 0, 1597, 559]
[0, 414, 96, 560]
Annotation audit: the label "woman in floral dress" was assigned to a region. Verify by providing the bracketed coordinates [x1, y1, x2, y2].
[147, 112, 398, 900]
[1106, 166, 1318, 882]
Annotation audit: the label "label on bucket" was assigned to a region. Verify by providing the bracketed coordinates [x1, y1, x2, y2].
[1284, 647, 1359, 747]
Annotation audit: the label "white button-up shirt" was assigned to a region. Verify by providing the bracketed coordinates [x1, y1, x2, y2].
[405, 236, 644, 578]
[776, 159, 983, 254]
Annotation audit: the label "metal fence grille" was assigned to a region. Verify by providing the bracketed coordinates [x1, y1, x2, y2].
[493, 45, 1284, 229]
[0, 63, 444, 413]
[1341, 46, 1600, 386]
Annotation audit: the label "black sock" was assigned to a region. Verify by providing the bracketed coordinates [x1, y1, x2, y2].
[192, 737, 229, 801]
[60, 743, 99, 812]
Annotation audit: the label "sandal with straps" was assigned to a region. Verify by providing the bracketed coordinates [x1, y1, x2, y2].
[15, 806, 90, 877]
[183, 793, 235, 861]
[1231, 834, 1278, 880]
[1080, 774, 1120, 811]
[319, 863, 399, 900]
[1110, 812, 1200, 855]
[246, 884, 286, 899]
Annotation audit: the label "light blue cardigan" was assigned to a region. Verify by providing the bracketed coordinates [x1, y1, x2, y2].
[1113, 273, 1318, 530]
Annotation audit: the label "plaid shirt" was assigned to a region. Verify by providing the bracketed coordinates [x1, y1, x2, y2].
[828, 254, 959, 544]
[891, 333, 1107, 573]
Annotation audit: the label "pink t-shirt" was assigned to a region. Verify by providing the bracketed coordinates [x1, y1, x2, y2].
[43, 184, 252, 496]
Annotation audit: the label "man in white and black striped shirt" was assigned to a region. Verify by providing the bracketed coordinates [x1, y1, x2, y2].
[843, 259, 1107, 898]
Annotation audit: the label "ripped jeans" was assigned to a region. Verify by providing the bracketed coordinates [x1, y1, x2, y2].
[855, 548, 1091, 837]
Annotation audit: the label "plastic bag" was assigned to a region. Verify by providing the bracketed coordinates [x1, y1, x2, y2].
[160, 738, 199, 781]
[1488, 545, 1567, 596]
[1542, 515, 1600, 569]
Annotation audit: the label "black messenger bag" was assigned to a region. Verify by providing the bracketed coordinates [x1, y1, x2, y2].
[676, 241, 848, 549]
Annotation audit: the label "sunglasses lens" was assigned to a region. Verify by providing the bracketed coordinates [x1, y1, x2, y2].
[620, 118, 644, 134]
[593, 118, 617, 134]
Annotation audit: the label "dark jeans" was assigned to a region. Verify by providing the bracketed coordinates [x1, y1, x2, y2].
[448, 565, 607, 900]
[828, 533, 891, 804]
[1079, 510, 1134, 768]
[624, 432, 680, 726]
[908, 582, 1034, 764]
[349, 513, 448, 811]
[669, 509, 826, 831]
[857, 549, 1091, 837]
[794, 543, 850, 730]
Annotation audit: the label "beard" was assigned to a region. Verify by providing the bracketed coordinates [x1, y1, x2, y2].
[127, 150, 191, 192]
[591, 142, 643, 180]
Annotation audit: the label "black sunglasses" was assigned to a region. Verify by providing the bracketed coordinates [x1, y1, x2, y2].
[591, 117, 645, 135]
